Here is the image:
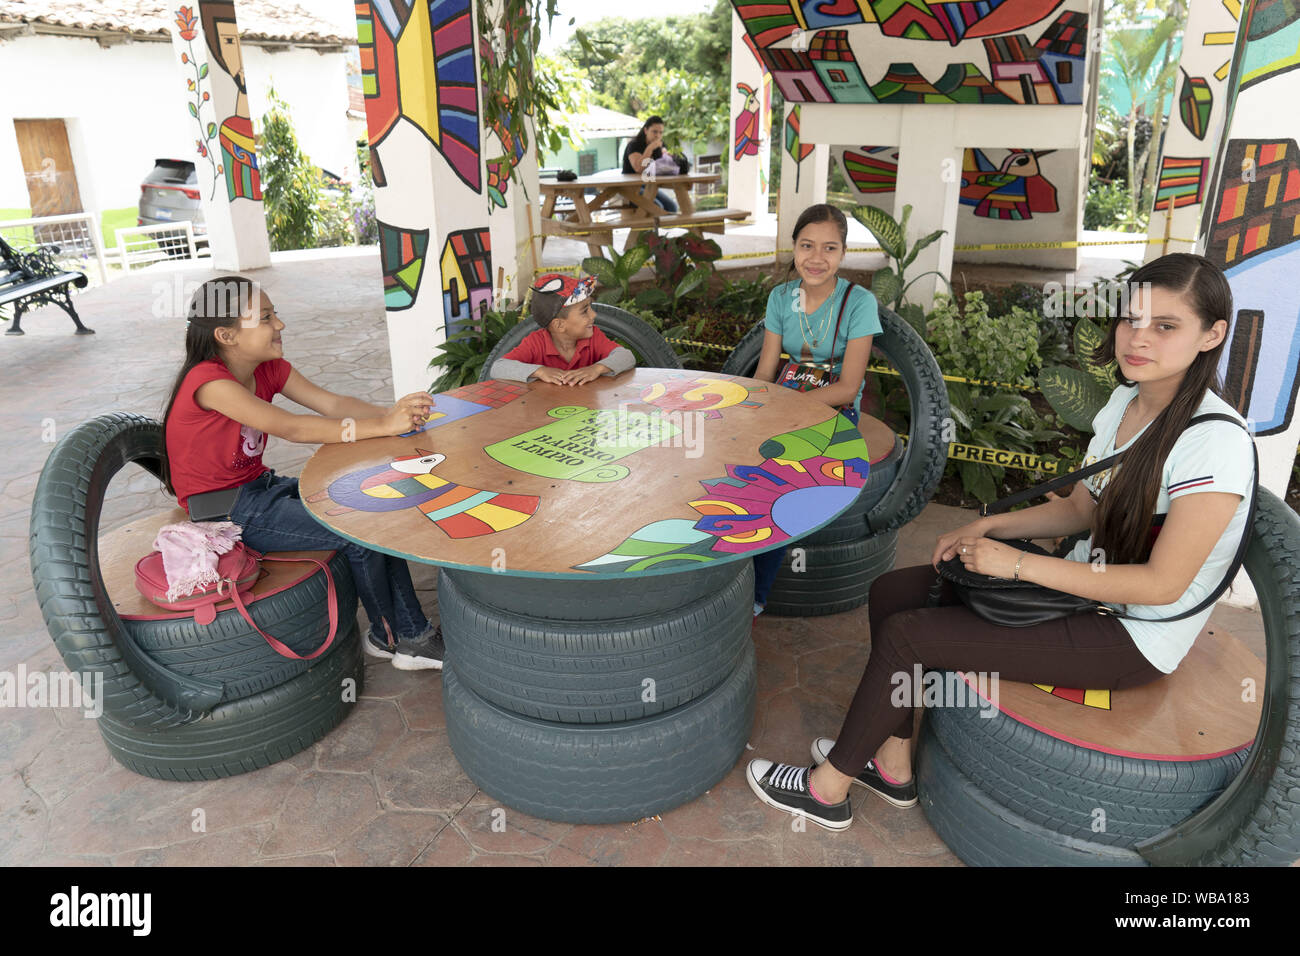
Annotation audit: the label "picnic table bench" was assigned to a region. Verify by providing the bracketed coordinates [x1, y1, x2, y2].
[1, 234, 92, 335]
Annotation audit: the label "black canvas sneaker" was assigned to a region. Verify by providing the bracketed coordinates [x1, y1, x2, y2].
[746, 759, 853, 831]
[811, 737, 917, 808]
[392, 625, 445, 671]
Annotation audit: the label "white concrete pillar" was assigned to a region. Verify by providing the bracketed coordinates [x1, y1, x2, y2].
[892, 106, 963, 312]
[354, 0, 494, 398]
[776, 105, 829, 255]
[728, 11, 772, 219]
[168, 1, 271, 271]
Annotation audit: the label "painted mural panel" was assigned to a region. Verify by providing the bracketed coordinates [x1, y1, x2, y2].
[356, 0, 482, 192]
[441, 227, 493, 338]
[1197, 0, 1300, 497]
[1145, 0, 1243, 256]
[733, 0, 1091, 105]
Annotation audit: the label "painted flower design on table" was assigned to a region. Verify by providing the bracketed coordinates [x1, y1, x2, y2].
[576, 414, 870, 573]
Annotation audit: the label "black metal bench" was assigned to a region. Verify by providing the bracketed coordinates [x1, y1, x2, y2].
[1, 234, 92, 335]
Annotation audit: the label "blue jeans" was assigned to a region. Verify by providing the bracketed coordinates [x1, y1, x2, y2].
[229, 471, 430, 642]
[654, 189, 679, 213]
[753, 406, 860, 608]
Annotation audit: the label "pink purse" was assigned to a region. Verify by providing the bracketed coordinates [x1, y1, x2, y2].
[133, 544, 338, 660]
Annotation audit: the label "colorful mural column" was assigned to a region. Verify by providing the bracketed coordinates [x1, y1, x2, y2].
[728, 11, 773, 219]
[355, 0, 496, 397]
[734, 0, 1101, 298]
[1198, 0, 1300, 502]
[1145, 0, 1244, 259]
[168, 1, 271, 271]
[777, 104, 829, 252]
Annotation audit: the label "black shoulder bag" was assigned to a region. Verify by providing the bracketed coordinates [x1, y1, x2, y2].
[931, 413, 1258, 627]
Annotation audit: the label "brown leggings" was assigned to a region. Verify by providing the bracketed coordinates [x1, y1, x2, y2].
[824, 564, 1166, 779]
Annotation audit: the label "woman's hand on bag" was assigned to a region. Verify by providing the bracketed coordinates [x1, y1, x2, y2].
[955, 536, 1021, 579]
[932, 519, 992, 568]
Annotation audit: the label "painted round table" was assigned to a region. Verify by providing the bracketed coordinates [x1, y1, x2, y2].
[299, 368, 876, 822]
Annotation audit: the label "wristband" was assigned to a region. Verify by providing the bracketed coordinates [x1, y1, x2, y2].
[1014, 551, 1025, 582]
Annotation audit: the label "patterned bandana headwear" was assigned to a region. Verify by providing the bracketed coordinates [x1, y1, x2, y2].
[530, 273, 597, 327]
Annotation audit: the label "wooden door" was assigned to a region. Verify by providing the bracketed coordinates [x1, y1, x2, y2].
[14, 119, 83, 217]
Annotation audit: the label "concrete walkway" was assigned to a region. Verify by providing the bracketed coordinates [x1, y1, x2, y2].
[1, 250, 1262, 866]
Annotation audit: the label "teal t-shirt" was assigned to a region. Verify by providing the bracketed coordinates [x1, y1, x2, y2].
[763, 277, 881, 411]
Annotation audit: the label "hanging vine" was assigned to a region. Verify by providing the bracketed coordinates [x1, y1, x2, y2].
[476, 0, 584, 212]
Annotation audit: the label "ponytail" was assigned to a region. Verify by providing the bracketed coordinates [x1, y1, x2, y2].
[160, 275, 258, 497]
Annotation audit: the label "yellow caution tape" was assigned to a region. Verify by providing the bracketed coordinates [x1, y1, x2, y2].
[898, 433, 1061, 474]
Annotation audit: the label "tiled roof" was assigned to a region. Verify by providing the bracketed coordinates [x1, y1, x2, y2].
[0, 0, 357, 46]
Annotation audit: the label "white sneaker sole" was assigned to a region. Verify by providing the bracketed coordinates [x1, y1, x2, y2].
[392, 653, 443, 671]
[745, 762, 853, 831]
[363, 639, 396, 661]
[810, 740, 918, 809]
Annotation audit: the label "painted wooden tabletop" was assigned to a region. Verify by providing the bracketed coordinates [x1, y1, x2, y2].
[299, 369, 876, 578]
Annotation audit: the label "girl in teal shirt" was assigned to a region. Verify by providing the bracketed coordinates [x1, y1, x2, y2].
[751, 204, 882, 614]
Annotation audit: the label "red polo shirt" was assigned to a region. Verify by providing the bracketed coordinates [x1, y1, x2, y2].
[502, 327, 621, 370]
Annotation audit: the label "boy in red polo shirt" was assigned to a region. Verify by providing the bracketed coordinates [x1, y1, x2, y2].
[489, 273, 635, 384]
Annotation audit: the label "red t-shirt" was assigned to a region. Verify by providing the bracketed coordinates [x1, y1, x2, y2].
[166, 358, 292, 509]
[502, 327, 620, 371]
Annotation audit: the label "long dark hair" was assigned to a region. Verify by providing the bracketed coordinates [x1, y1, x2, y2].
[628, 115, 665, 156]
[160, 275, 259, 496]
[1090, 253, 1231, 565]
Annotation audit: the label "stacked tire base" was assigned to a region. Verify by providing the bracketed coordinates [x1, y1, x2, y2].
[440, 563, 756, 823]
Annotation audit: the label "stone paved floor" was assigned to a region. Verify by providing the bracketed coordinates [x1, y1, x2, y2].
[1, 250, 1265, 866]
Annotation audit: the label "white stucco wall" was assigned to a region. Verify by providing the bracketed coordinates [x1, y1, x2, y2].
[0, 33, 356, 217]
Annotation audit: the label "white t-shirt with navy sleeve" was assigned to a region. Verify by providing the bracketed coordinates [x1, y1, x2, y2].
[763, 277, 882, 412]
[1065, 384, 1254, 673]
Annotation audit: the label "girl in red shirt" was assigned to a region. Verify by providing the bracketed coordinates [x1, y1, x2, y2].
[162, 275, 444, 670]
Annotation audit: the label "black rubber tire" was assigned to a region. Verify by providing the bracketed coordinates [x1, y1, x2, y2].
[763, 529, 898, 617]
[802, 436, 902, 546]
[31, 413, 224, 728]
[1139, 487, 1300, 866]
[442, 558, 744, 622]
[927, 675, 1249, 848]
[124, 549, 358, 704]
[477, 302, 683, 381]
[917, 720, 1148, 867]
[97, 622, 364, 781]
[720, 304, 948, 533]
[438, 562, 752, 723]
[443, 642, 757, 823]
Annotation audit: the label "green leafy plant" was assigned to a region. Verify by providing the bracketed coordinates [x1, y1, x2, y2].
[1038, 316, 1118, 431]
[261, 86, 323, 252]
[582, 243, 652, 304]
[630, 232, 721, 320]
[947, 383, 1064, 503]
[632, 265, 711, 320]
[926, 291, 1041, 387]
[852, 203, 946, 334]
[714, 274, 773, 319]
[428, 307, 524, 392]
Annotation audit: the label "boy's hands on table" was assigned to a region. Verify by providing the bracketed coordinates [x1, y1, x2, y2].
[531, 365, 609, 386]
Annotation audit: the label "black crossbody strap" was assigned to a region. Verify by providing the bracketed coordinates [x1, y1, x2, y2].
[827, 282, 851, 362]
[980, 413, 1245, 517]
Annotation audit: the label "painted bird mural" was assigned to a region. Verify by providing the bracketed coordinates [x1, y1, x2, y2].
[306, 449, 539, 538]
[734, 83, 761, 161]
[959, 148, 1059, 220]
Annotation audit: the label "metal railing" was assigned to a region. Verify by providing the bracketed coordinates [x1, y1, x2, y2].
[114, 221, 207, 271]
[0, 212, 109, 283]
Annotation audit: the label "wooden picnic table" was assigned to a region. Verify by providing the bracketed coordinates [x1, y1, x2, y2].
[539, 170, 749, 258]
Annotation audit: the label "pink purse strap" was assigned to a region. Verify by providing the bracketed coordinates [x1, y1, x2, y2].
[225, 554, 338, 660]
